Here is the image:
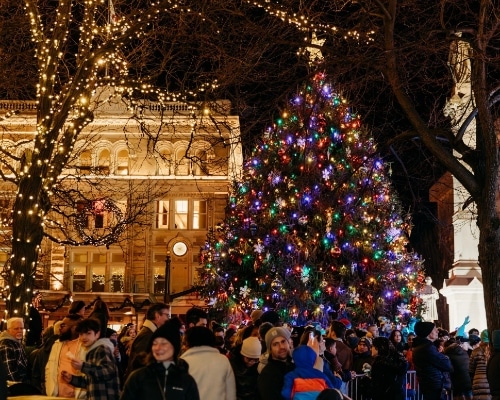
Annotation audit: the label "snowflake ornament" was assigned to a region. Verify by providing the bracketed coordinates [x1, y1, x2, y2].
[254, 242, 265, 254]
[275, 198, 286, 208]
[386, 227, 401, 242]
[397, 303, 411, 316]
[239, 285, 251, 298]
[322, 168, 330, 180]
[268, 170, 282, 186]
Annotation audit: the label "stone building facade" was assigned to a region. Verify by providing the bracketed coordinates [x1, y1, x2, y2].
[0, 91, 242, 324]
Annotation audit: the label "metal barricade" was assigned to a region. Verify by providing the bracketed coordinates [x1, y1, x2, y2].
[347, 370, 422, 400]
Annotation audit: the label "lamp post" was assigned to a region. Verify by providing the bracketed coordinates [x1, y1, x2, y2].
[164, 251, 171, 304]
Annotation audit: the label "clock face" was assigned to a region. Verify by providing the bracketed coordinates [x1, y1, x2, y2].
[173, 242, 188, 256]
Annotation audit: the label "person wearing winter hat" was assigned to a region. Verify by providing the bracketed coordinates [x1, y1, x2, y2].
[228, 336, 262, 400]
[414, 321, 436, 339]
[121, 317, 199, 400]
[480, 329, 489, 344]
[412, 321, 453, 400]
[260, 310, 282, 326]
[264, 326, 291, 352]
[352, 337, 374, 374]
[250, 309, 264, 325]
[281, 345, 335, 399]
[443, 337, 472, 400]
[258, 326, 295, 400]
[241, 337, 262, 361]
[297, 328, 342, 389]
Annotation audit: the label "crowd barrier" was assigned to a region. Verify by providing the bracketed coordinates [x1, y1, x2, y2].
[346, 370, 426, 400]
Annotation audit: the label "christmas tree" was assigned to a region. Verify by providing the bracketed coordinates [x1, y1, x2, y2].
[198, 72, 424, 326]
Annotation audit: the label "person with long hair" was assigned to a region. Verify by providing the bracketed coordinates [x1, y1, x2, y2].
[88, 299, 110, 339]
[389, 329, 406, 354]
[368, 337, 408, 400]
[69, 301, 86, 317]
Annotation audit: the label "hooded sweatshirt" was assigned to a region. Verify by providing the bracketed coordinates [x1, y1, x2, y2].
[281, 346, 334, 400]
[70, 338, 120, 400]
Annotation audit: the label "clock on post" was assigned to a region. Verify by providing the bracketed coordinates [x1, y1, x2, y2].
[172, 241, 188, 256]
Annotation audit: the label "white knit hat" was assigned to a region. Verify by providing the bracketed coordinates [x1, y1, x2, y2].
[241, 336, 262, 359]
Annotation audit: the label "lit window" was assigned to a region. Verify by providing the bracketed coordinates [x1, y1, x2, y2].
[73, 265, 87, 292]
[193, 200, 207, 229]
[116, 149, 129, 175]
[157, 200, 169, 228]
[174, 200, 188, 229]
[153, 265, 166, 295]
[77, 199, 114, 229]
[156, 199, 207, 230]
[79, 150, 92, 175]
[71, 251, 125, 293]
[92, 266, 106, 292]
[96, 149, 110, 175]
[111, 266, 124, 292]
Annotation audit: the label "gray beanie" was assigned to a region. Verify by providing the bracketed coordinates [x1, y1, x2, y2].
[265, 326, 291, 351]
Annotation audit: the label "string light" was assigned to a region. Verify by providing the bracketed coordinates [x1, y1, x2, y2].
[198, 72, 424, 326]
[5, 0, 220, 317]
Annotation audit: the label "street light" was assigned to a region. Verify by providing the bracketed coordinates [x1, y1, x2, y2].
[164, 251, 171, 304]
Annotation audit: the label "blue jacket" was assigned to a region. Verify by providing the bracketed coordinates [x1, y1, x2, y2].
[412, 337, 453, 395]
[281, 346, 334, 400]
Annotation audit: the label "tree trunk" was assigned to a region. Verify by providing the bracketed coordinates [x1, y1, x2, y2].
[7, 174, 44, 318]
[477, 194, 500, 334]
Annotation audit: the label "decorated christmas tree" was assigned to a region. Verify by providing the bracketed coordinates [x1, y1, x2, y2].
[198, 72, 424, 326]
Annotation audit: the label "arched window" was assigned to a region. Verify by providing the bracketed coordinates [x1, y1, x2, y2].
[157, 148, 172, 175]
[192, 149, 209, 176]
[79, 150, 92, 175]
[115, 149, 129, 175]
[97, 148, 110, 175]
[175, 147, 189, 176]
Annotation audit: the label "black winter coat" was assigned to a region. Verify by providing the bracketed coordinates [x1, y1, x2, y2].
[352, 350, 375, 374]
[369, 352, 408, 400]
[487, 350, 500, 400]
[412, 337, 453, 399]
[229, 353, 260, 400]
[257, 356, 295, 400]
[443, 343, 472, 393]
[120, 359, 199, 400]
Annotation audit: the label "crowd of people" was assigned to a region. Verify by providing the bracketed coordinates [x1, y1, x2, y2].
[0, 301, 499, 400]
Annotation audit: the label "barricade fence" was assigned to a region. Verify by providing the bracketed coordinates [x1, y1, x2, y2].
[346, 370, 452, 400]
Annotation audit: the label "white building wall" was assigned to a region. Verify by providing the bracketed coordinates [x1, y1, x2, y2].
[439, 38, 486, 333]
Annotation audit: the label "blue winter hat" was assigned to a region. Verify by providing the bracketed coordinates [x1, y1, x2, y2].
[480, 329, 489, 344]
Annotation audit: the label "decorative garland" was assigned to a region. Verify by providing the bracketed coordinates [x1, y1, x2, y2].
[38, 293, 152, 313]
[75, 198, 126, 246]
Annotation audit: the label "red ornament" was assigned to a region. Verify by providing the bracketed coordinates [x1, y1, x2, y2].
[331, 246, 341, 257]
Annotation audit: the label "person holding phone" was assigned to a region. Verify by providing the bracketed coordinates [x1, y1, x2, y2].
[298, 327, 342, 388]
